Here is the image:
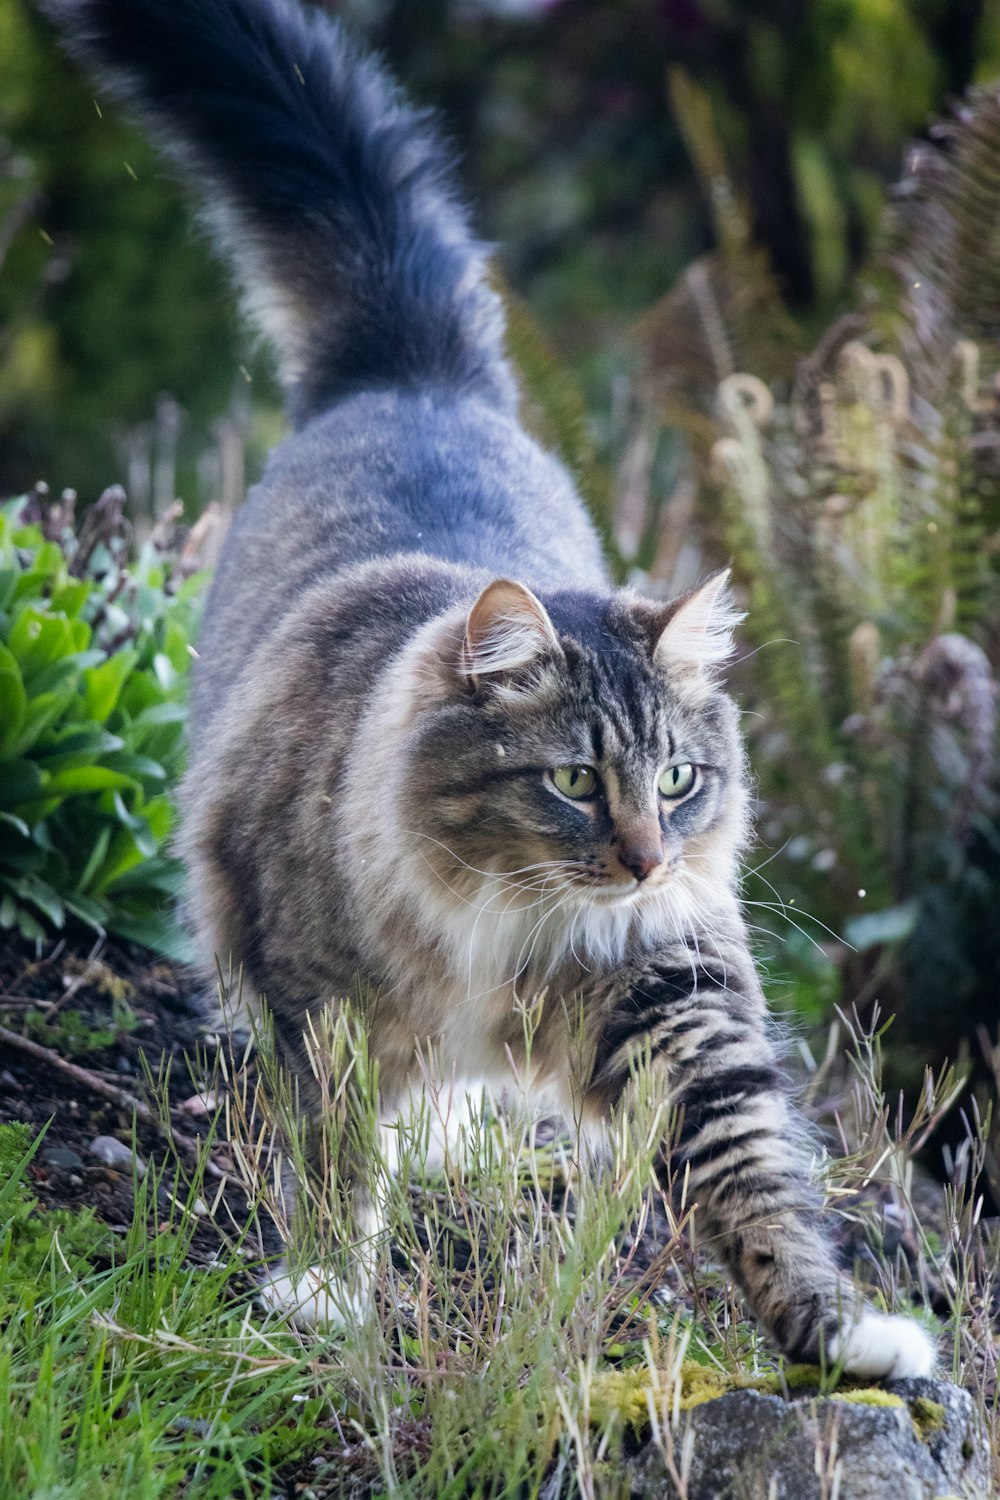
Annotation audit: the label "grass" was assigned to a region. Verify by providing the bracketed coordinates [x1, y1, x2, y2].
[0, 1002, 996, 1500]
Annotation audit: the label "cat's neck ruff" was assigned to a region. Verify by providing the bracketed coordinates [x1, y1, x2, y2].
[423, 869, 712, 999]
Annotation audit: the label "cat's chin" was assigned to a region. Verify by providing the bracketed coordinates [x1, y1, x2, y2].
[582, 882, 642, 907]
[583, 879, 676, 908]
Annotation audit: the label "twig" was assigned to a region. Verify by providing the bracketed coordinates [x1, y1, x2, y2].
[43, 934, 107, 1022]
[91, 1310, 312, 1372]
[0, 1023, 223, 1178]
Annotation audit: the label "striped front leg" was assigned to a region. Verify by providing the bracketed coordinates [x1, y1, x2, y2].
[585, 944, 935, 1379]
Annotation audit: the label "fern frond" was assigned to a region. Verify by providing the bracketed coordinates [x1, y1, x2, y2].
[871, 88, 1000, 403]
[633, 72, 1000, 943]
[637, 71, 799, 463]
[500, 282, 612, 532]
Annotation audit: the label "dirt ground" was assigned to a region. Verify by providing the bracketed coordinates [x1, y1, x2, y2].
[0, 932, 262, 1265]
[1, 929, 996, 1386]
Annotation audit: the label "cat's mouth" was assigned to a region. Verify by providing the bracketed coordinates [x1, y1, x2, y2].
[574, 860, 682, 906]
[582, 879, 657, 906]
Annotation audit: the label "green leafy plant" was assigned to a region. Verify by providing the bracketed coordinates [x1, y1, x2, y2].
[0, 483, 202, 956]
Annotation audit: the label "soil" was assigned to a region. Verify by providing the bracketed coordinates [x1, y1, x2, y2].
[1, 930, 996, 1385]
[0, 932, 267, 1266]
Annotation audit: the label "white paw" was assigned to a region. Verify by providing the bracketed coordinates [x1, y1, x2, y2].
[257, 1261, 368, 1331]
[829, 1309, 936, 1380]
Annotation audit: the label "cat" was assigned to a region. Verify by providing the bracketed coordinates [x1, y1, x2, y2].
[47, 0, 934, 1378]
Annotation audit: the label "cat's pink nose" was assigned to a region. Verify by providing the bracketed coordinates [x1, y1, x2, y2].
[619, 848, 661, 882]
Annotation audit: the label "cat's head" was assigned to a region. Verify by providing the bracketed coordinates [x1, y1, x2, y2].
[394, 570, 749, 964]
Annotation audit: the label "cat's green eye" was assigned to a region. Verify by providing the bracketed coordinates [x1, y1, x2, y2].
[552, 764, 599, 800]
[658, 763, 697, 800]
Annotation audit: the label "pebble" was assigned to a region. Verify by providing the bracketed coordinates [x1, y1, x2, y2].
[88, 1135, 146, 1176]
[178, 1090, 220, 1116]
[42, 1146, 84, 1171]
[167, 1416, 212, 1437]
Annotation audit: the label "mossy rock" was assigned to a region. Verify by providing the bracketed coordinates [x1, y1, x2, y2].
[590, 1360, 912, 1437]
[605, 1375, 989, 1499]
[910, 1395, 947, 1441]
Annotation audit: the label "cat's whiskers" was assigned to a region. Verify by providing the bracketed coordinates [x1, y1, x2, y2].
[405, 829, 585, 888]
[486, 879, 548, 963]
[448, 876, 576, 1008]
[454, 864, 582, 1002]
[410, 840, 581, 913]
[667, 867, 739, 988]
[566, 903, 593, 974]
[652, 881, 699, 987]
[683, 867, 775, 947]
[730, 861, 847, 954]
[509, 883, 578, 992]
[405, 827, 743, 988]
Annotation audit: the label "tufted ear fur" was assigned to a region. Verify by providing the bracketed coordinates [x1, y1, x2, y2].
[653, 569, 743, 673]
[461, 578, 561, 681]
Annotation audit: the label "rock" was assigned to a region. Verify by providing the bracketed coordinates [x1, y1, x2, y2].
[619, 1377, 990, 1499]
[42, 1146, 84, 1171]
[88, 1135, 146, 1176]
[177, 1089, 220, 1116]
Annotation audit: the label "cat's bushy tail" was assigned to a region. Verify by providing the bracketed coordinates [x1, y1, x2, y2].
[43, 0, 517, 424]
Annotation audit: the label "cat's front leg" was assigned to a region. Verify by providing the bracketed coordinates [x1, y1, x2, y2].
[584, 942, 935, 1379]
[256, 1133, 383, 1331]
[258, 1073, 483, 1331]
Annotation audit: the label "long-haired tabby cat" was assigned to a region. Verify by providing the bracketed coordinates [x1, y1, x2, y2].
[48, 0, 933, 1377]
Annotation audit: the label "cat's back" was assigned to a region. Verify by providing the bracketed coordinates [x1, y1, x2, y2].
[192, 388, 607, 733]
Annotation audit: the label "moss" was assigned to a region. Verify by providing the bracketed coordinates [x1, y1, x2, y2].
[754, 1364, 823, 1395]
[588, 1362, 930, 1437]
[910, 1396, 947, 1442]
[678, 1366, 741, 1410]
[0, 1121, 35, 1179]
[590, 1362, 825, 1434]
[590, 1371, 654, 1435]
[830, 1389, 906, 1411]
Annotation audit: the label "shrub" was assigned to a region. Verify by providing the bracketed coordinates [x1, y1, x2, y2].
[0, 484, 202, 957]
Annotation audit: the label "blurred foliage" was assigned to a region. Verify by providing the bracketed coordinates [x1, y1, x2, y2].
[635, 76, 999, 1139]
[3, 0, 1000, 500]
[0, 486, 202, 957]
[0, 0, 278, 503]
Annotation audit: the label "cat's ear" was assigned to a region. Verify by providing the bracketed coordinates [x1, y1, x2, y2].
[461, 579, 561, 681]
[652, 569, 743, 673]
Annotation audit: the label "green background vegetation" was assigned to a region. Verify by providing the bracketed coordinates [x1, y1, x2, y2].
[6, 0, 1000, 497]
